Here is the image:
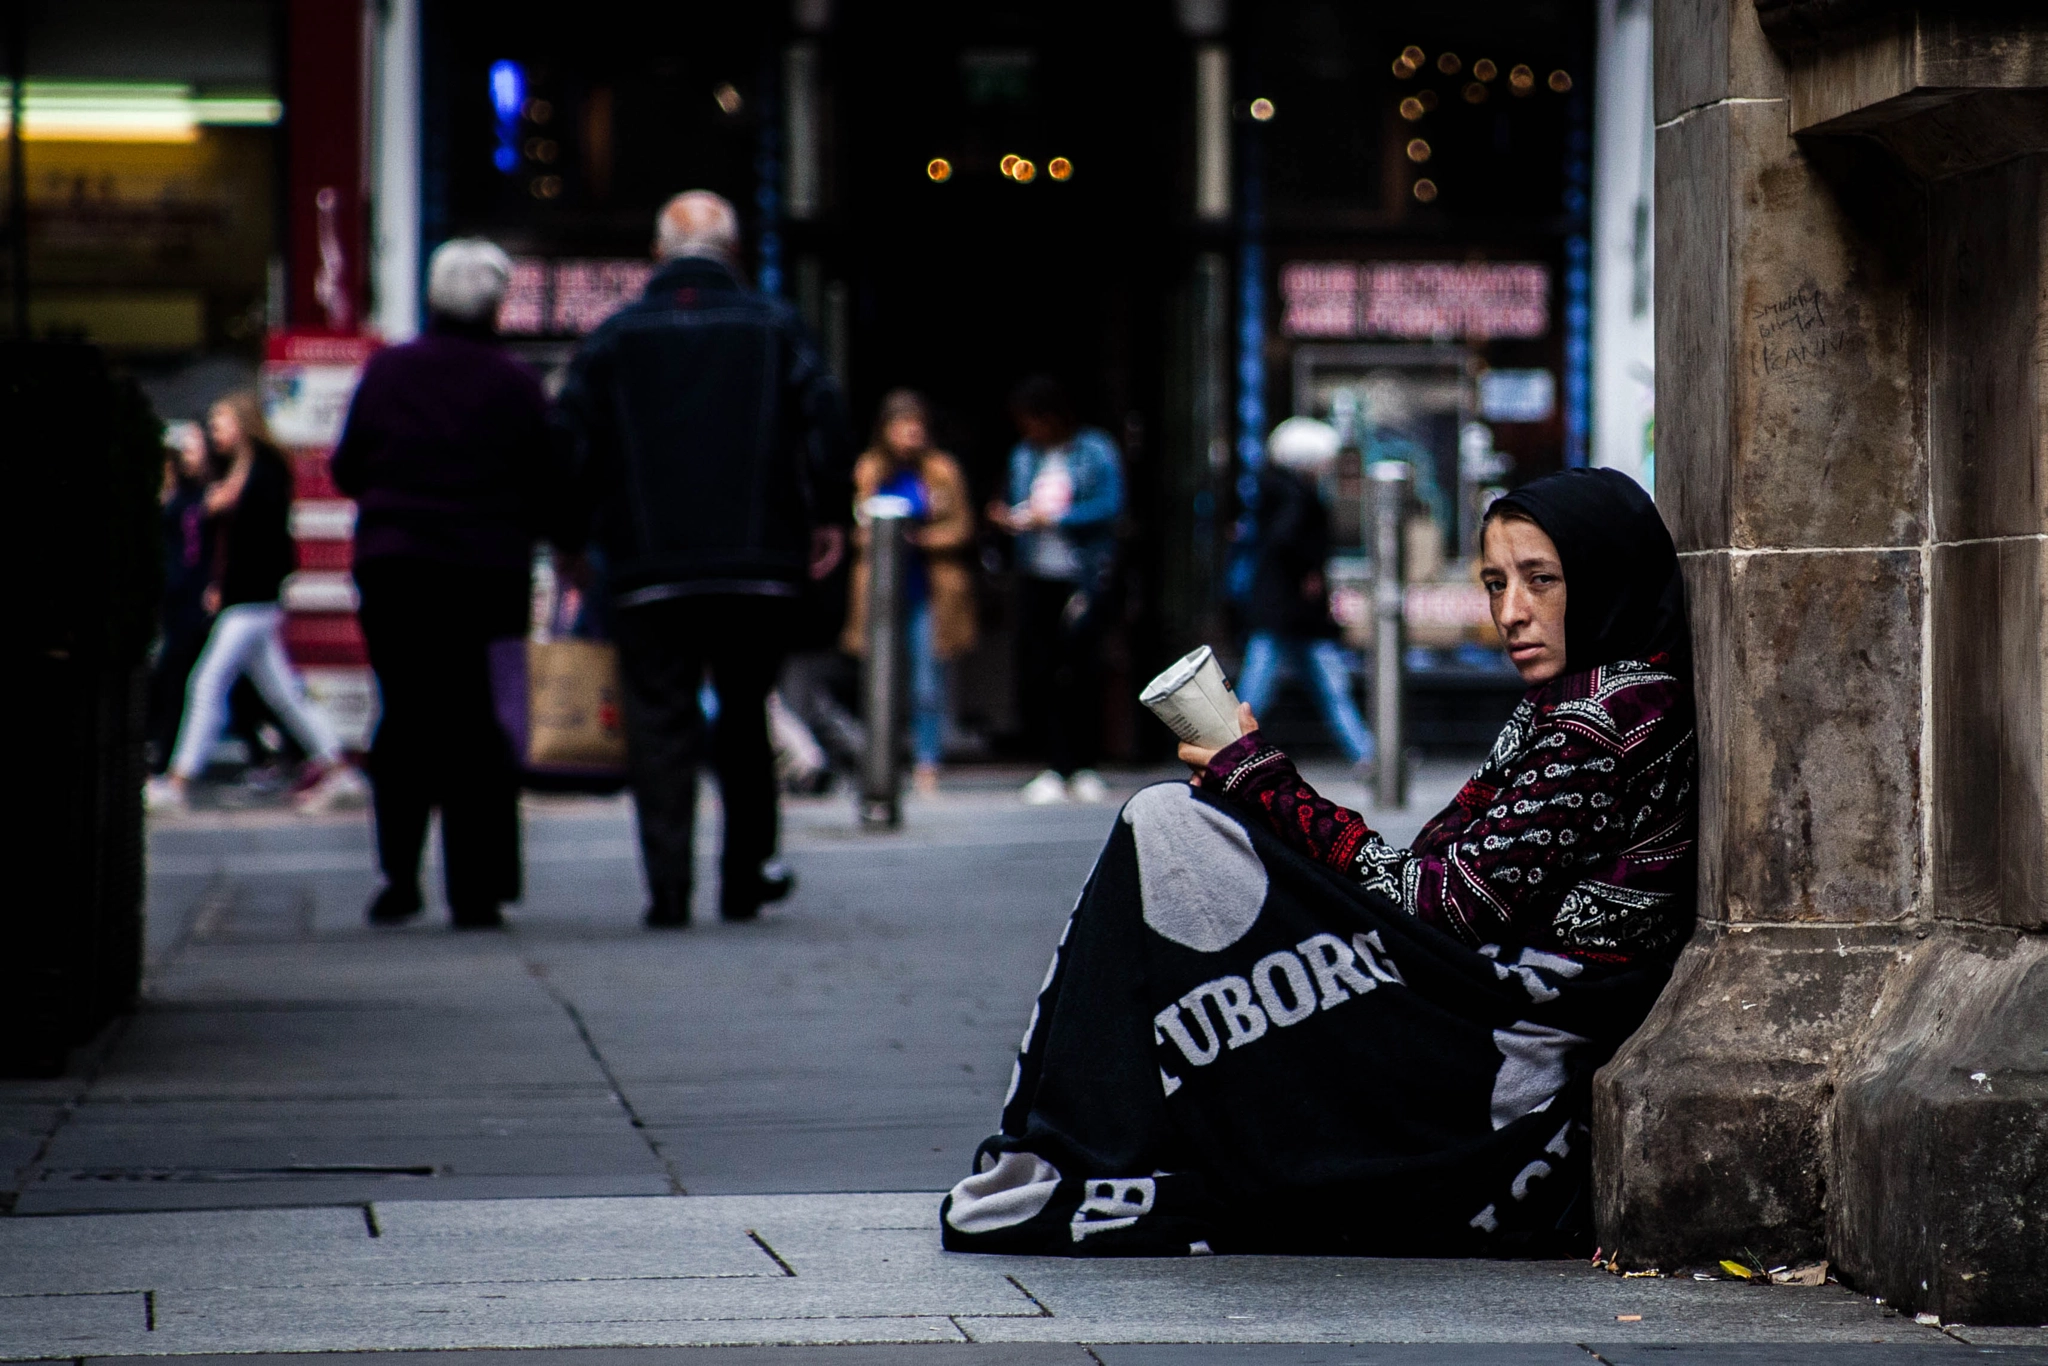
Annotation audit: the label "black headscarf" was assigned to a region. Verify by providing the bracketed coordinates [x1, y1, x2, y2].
[1487, 467, 1690, 673]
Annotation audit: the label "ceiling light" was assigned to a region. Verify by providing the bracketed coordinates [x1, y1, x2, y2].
[1413, 178, 1438, 203]
[1249, 97, 1275, 121]
[1548, 69, 1573, 92]
[0, 82, 282, 142]
[927, 157, 953, 182]
[1047, 156, 1072, 180]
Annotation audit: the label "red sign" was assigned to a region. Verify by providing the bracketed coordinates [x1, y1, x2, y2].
[265, 331, 382, 367]
[1282, 261, 1550, 340]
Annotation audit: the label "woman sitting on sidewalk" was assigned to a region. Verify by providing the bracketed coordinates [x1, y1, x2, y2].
[147, 393, 365, 814]
[941, 467, 1696, 1257]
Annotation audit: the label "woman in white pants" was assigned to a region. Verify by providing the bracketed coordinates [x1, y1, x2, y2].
[147, 393, 364, 813]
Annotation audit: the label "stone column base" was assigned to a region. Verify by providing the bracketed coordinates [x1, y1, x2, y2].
[1595, 922, 2048, 1322]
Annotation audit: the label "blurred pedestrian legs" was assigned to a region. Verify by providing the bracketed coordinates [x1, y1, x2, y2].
[1234, 634, 1375, 767]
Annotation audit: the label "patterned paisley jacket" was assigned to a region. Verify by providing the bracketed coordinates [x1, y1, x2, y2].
[1202, 656, 1698, 962]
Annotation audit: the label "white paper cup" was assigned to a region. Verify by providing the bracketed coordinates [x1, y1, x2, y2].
[1140, 645, 1244, 750]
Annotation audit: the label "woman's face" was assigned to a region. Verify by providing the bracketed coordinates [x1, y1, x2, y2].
[883, 413, 927, 458]
[207, 404, 244, 454]
[174, 425, 210, 479]
[1481, 515, 1568, 684]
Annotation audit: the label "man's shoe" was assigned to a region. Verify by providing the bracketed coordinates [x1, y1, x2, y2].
[721, 860, 795, 922]
[367, 884, 423, 925]
[1020, 769, 1069, 805]
[645, 889, 691, 928]
[450, 902, 505, 930]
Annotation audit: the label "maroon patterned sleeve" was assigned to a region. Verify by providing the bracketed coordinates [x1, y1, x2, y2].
[1201, 733, 1375, 870]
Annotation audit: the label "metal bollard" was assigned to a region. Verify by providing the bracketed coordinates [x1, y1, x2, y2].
[1369, 461, 1410, 810]
[859, 495, 914, 828]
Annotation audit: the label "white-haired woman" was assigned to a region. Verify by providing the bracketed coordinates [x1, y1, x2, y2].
[1234, 417, 1375, 770]
[331, 238, 570, 929]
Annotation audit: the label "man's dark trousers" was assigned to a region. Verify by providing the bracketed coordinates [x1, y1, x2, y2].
[614, 593, 795, 922]
[354, 558, 527, 916]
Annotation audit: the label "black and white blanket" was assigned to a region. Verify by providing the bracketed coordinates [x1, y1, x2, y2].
[941, 782, 1672, 1257]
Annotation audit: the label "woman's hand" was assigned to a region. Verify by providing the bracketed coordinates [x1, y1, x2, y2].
[1180, 702, 1260, 784]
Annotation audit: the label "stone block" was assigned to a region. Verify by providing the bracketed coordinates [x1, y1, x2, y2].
[1830, 928, 2048, 1324]
[1929, 155, 2048, 544]
[1593, 923, 1913, 1270]
[1688, 547, 1924, 925]
[1932, 537, 2048, 931]
[1654, 0, 1786, 125]
[1657, 100, 1927, 554]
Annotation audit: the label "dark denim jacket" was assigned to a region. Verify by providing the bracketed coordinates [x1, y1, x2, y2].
[554, 257, 853, 602]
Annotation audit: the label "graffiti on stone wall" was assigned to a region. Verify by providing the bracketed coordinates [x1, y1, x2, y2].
[1752, 284, 1840, 376]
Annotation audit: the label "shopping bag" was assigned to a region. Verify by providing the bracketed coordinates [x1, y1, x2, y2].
[489, 637, 630, 792]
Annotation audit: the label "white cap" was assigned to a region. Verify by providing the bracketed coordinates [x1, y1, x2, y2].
[1268, 416, 1341, 471]
[427, 238, 514, 324]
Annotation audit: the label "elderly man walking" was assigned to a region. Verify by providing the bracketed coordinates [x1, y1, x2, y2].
[556, 191, 852, 927]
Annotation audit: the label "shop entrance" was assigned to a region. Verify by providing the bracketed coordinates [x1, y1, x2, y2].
[816, 5, 1184, 753]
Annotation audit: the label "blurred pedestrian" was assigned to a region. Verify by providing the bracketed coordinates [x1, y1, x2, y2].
[842, 390, 977, 795]
[146, 421, 218, 773]
[555, 190, 853, 926]
[985, 377, 1123, 805]
[1235, 417, 1375, 771]
[146, 393, 364, 814]
[332, 238, 566, 929]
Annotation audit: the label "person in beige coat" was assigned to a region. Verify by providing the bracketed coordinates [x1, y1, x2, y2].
[842, 390, 978, 793]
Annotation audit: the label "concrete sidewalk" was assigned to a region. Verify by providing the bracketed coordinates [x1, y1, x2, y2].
[6, 763, 2036, 1362]
[0, 1191, 1999, 1359]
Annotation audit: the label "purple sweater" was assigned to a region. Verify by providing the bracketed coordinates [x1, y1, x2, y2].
[331, 328, 563, 572]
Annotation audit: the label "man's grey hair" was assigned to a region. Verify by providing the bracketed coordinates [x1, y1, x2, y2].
[655, 191, 740, 264]
[427, 238, 514, 324]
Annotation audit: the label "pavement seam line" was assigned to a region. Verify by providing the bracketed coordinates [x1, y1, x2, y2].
[745, 1229, 798, 1277]
[1576, 1347, 1612, 1363]
[1004, 1273, 1055, 1317]
[142, 1289, 155, 1332]
[516, 953, 686, 1194]
[1082, 1348, 1108, 1366]
[948, 1314, 976, 1342]
[362, 1204, 381, 1238]
[3, 1013, 131, 1215]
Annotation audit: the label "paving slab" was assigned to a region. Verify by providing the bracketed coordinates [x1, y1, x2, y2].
[0, 1193, 1954, 1359]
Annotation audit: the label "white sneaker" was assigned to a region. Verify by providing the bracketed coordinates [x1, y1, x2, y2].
[144, 776, 188, 814]
[1068, 769, 1110, 804]
[1020, 769, 1069, 805]
[295, 764, 369, 814]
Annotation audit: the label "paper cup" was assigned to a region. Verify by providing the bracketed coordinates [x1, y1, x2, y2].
[1140, 645, 1244, 750]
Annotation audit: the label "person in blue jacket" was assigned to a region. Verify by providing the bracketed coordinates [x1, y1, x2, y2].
[985, 376, 1124, 806]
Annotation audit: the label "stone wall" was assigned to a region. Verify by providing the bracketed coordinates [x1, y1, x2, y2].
[1594, 0, 2048, 1325]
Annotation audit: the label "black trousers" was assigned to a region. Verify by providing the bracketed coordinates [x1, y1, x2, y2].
[355, 558, 528, 912]
[612, 593, 794, 914]
[1016, 575, 1104, 777]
